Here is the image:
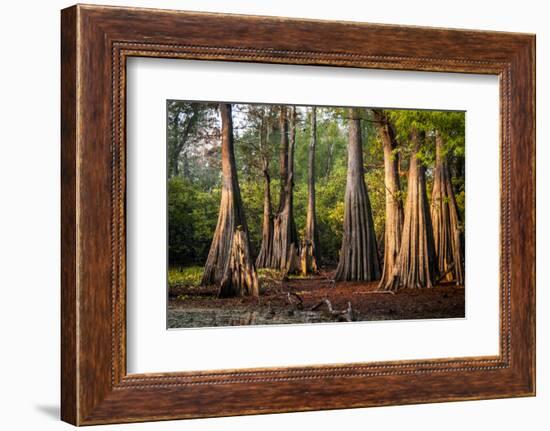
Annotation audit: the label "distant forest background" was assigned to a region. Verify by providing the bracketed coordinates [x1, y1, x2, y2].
[167, 102, 465, 269]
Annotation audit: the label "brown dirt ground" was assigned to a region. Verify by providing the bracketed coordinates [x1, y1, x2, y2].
[168, 269, 465, 328]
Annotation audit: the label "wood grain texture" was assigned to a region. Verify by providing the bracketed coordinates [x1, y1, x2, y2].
[60, 4, 536, 425]
[60, 5, 78, 425]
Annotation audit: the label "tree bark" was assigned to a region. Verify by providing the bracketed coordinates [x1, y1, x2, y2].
[169, 110, 181, 177]
[277, 106, 289, 213]
[301, 107, 320, 274]
[201, 103, 259, 297]
[288, 106, 298, 246]
[255, 111, 274, 268]
[372, 110, 404, 289]
[335, 108, 380, 281]
[383, 130, 437, 290]
[271, 106, 300, 273]
[431, 131, 465, 284]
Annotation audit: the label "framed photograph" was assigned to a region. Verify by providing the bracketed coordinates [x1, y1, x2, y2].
[61, 4, 535, 425]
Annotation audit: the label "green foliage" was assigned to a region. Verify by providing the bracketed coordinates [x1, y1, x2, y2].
[168, 265, 204, 288]
[315, 161, 347, 262]
[382, 108, 465, 221]
[168, 177, 220, 265]
[167, 100, 221, 186]
[386, 109, 465, 163]
[453, 175, 466, 222]
[239, 179, 267, 254]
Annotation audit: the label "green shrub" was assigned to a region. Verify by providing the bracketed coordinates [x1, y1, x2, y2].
[168, 177, 220, 265]
[168, 266, 204, 288]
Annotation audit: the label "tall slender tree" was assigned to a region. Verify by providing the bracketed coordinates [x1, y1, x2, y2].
[255, 107, 275, 268]
[277, 106, 289, 212]
[167, 102, 200, 178]
[372, 109, 404, 289]
[301, 107, 320, 274]
[383, 129, 437, 290]
[335, 108, 380, 281]
[271, 106, 300, 273]
[287, 106, 299, 250]
[201, 103, 259, 297]
[431, 131, 464, 284]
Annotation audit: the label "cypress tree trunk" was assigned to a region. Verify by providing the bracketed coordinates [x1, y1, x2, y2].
[383, 130, 437, 290]
[335, 108, 380, 282]
[431, 131, 464, 284]
[201, 103, 259, 297]
[277, 106, 289, 213]
[287, 106, 299, 247]
[255, 112, 274, 268]
[168, 110, 181, 178]
[271, 106, 300, 273]
[372, 110, 404, 289]
[301, 107, 320, 274]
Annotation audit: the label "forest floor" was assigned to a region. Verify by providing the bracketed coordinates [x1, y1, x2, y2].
[167, 268, 465, 328]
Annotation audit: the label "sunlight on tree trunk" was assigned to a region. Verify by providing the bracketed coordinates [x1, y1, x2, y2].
[255, 110, 274, 268]
[201, 103, 259, 297]
[271, 106, 300, 274]
[372, 110, 404, 289]
[277, 106, 289, 213]
[220, 227, 259, 298]
[431, 131, 464, 284]
[383, 130, 437, 290]
[301, 107, 320, 275]
[335, 108, 380, 282]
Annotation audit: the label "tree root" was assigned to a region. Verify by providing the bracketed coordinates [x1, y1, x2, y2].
[286, 291, 304, 310]
[435, 262, 456, 284]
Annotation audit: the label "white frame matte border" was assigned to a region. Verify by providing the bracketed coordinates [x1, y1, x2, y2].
[126, 58, 500, 374]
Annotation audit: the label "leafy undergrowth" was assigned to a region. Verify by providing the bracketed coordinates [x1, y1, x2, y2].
[169, 266, 289, 290]
[168, 266, 203, 288]
[257, 268, 285, 290]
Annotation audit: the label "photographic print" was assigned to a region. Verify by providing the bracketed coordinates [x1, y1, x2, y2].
[167, 101, 465, 329]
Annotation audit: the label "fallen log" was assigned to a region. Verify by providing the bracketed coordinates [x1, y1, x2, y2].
[311, 298, 353, 322]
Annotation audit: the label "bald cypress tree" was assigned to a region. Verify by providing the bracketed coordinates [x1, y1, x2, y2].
[372, 109, 404, 289]
[335, 108, 380, 282]
[301, 107, 320, 274]
[270, 106, 300, 273]
[255, 107, 275, 268]
[201, 103, 259, 297]
[431, 131, 464, 284]
[383, 130, 437, 290]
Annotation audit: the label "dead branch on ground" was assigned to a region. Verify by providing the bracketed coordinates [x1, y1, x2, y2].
[311, 298, 353, 322]
[286, 291, 304, 310]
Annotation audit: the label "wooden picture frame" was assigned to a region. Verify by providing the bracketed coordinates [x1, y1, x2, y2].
[61, 4, 535, 425]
